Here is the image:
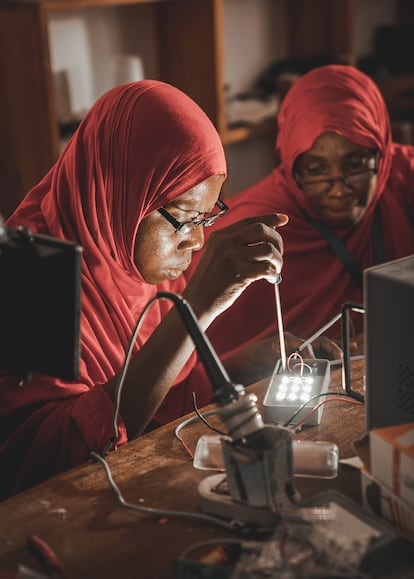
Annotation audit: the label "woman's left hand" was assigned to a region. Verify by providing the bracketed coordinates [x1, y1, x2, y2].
[307, 335, 345, 360]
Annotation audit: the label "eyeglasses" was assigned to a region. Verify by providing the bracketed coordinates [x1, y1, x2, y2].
[295, 153, 379, 196]
[296, 168, 378, 196]
[158, 199, 228, 235]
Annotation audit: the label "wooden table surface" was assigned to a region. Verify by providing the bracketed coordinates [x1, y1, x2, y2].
[0, 360, 366, 579]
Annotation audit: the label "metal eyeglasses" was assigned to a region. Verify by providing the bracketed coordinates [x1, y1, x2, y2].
[158, 199, 228, 235]
[295, 156, 379, 196]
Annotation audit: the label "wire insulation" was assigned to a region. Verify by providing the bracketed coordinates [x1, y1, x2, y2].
[90, 451, 239, 531]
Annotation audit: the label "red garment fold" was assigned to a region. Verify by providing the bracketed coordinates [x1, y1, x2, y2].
[189, 65, 414, 356]
[1, 80, 226, 498]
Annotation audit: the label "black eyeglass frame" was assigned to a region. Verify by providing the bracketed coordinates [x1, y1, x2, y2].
[295, 152, 380, 196]
[158, 199, 228, 234]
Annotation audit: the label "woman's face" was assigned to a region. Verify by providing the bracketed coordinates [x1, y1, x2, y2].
[294, 132, 378, 228]
[134, 174, 225, 284]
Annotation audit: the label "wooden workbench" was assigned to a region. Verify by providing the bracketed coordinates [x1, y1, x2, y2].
[0, 362, 366, 579]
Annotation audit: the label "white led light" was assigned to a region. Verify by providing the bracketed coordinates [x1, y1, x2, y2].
[272, 372, 319, 405]
[263, 359, 331, 427]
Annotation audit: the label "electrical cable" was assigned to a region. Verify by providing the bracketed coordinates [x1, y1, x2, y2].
[176, 347, 365, 453]
[286, 352, 314, 376]
[100, 291, 230, 456]
[174, 410, 220, 459]
[93, 293, 365, 535]
[192, 392, 226, 435]
[91, 293, 249, 532]
[282, 390, 363, 428]
[99, 295, 160, 456]
[174, 393, 232, 460]
[177, 537, 243, 562]
[90, 451, 240, 532]
[289, 395, 363, 431]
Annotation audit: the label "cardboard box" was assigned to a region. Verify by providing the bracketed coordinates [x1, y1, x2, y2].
[361, 468, 414, 537]
[370, 422, 414, 509]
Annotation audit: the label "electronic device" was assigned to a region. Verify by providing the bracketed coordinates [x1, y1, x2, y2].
[156, 291, 297, 524]
[194, 435, 338, 479]
[0, 222, 82, 381]
[263, 358, 331, 426]
[157, 289, 337, 524]
[364, 255, 414, 431]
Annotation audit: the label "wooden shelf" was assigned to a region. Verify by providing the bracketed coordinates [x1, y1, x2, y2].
[0, 0, 223, 218]
[0, 0, 406, 218]
[222, 119, 276, 146]
[39, 0, 170, 11]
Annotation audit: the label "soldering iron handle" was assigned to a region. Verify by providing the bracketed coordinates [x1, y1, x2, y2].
[156, 291, 242, 405]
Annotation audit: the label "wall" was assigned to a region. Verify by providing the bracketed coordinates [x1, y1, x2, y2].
[353, 0, 397, 57]
[47, 0, 400, 197]
[223, 0, 287, 196]
[48, 5, 159, 119]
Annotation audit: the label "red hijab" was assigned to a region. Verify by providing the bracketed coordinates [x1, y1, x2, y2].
[1, 80, 226, 497]
[200, 65, 414, 355]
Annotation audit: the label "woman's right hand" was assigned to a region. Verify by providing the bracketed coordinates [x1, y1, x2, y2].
[183, 213, 288, 323]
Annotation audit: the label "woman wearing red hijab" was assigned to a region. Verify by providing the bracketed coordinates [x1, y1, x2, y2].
[196, 64, 414, 359]
[0, 80, 287, 498]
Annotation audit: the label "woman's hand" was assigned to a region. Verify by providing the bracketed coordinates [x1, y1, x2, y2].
[267, 332, 343, 365]
[223, 330, 348, 387]
[281, 332, 345, 361]
[307, 335, 345, 360]
[183, 213, 288, 323]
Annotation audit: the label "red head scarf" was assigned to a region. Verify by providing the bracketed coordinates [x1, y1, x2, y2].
[275, 64, 392, 221]
[199, 65, 414, 355]
[1, 80, 226, 496]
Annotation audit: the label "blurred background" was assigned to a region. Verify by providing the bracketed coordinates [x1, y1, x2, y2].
[1, 0, 413, 218]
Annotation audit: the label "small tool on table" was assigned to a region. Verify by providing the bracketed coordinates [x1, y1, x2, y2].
[26, 534, 65, 579]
